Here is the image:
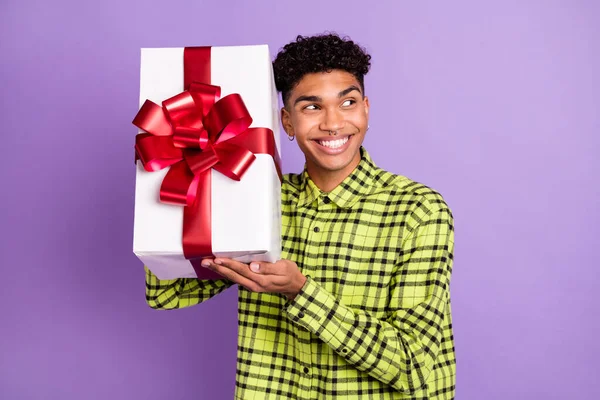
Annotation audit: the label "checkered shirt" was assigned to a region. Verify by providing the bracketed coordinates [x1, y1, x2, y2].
[145, 147, 456, 399]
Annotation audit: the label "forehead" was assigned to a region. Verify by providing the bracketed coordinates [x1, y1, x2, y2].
[291, 70, 361, 97]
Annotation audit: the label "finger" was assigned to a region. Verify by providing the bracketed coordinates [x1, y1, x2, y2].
[248, 261, 284, 276]
[214, 258, 258, 280]
[214, 259, 289, 292]
[205, 260, 264, 292]
[245, 264, 296, 292]
[200, 257, 214, 267]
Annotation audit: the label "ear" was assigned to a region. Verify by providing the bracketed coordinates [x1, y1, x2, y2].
[364, 96, 370, 116]
[281, 107, 294, 137]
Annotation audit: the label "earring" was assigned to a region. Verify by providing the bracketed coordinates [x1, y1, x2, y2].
[288, 135, 295, 141]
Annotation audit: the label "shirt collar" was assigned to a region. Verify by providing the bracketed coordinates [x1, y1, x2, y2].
[297, 147, 380, 209]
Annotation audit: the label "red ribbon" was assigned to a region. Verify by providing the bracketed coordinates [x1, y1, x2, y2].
[133, 47, 281, 280]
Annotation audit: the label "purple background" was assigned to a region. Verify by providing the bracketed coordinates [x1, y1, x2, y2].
[1, 1, 598, 399]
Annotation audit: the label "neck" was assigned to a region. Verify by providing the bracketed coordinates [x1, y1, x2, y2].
[306, 155, 362, 193]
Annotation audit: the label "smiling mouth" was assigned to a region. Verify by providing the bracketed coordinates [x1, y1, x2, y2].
[315, 135, 353, 149]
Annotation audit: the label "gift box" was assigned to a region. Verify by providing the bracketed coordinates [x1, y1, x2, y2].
[133, 45, 282, 280]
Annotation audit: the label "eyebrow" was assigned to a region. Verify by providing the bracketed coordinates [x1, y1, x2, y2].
[338, 85, 362, 98]
[293, 85, 363, 106]
[294, 95, 322, 105]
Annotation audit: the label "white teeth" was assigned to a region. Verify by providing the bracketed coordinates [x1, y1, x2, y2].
[318, 136, 349, 149]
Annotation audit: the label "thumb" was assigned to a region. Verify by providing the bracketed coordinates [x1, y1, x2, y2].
[249, 262, 261, 273]
[249, 261, 276, 274]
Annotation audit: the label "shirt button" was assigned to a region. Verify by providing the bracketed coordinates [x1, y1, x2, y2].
[342, 348, 348, 354]
[323, 197, 331, 204]
[313, 226, 320, 233]
[303, 367, 310, 374]
[298, 311, 305, 318]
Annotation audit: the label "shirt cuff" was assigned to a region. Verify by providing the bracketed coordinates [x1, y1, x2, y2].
[284, 276, 354, 350]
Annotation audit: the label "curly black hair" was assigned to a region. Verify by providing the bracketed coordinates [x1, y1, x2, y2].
[273, 33, 371, 106]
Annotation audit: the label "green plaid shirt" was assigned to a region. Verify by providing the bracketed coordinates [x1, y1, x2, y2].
[146, 148, 456, 399]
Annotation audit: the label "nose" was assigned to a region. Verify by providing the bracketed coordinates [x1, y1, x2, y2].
[319, 108, 345, 133]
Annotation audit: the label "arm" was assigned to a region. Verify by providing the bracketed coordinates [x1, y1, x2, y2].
[284, 207, 454, 394]
[145, 266, 234, 310]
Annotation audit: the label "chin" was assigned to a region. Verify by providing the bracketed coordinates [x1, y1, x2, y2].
[312, 148, 361, 172]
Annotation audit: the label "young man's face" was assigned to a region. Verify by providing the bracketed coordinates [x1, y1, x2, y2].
[282, 70, 370, 182]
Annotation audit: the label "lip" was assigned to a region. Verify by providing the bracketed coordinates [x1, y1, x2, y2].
[313, 133, 353, 141]
[312, 134, 354, 155]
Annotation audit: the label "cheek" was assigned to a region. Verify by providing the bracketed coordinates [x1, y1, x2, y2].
[348, 112, 368, 130]
[291, 115, 318, 135]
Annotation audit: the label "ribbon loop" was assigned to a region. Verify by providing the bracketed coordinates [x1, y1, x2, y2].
[189, 82, 221, 113]
[212, 143, 256, 181]
[172, 125, 209, 149]
[159, 161, 197, 206]
[204, 94, 252, 142]
[163, 91, 205, 135]
[133, 100, 172, 137]
[185, 146, 220, 177]
[135, 134, 182, 172]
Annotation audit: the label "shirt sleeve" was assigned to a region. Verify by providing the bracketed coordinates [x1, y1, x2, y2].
[284, 207, 454, 395]
[145, 266, 234, 310]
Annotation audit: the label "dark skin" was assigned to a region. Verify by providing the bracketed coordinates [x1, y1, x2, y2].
[202, 70, 370, 300]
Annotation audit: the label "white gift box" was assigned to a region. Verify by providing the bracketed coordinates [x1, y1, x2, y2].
[133, 45, 282, 279]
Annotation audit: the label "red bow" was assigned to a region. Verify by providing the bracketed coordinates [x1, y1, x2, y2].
[133, 82, 280, 273]
[134, 82, 257, 207]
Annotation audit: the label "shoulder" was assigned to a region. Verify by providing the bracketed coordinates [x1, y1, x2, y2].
[282, 172, 302, 189]
[281, 172, 303, 202]
[370, 166, 453, 223]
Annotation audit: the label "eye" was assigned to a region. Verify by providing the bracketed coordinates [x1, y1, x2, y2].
[304, 104, 319, 111]
[341, 99, 356, 107]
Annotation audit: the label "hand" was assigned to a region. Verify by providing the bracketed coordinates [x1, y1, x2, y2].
[201, 258, 307, 301]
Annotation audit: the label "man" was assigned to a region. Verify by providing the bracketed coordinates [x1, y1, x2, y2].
[146, 33, 456, 399]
